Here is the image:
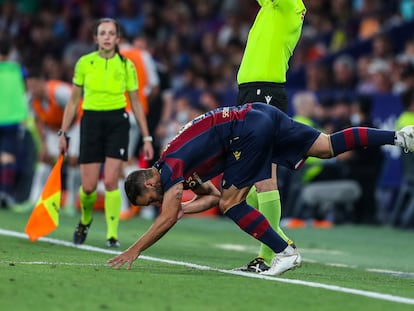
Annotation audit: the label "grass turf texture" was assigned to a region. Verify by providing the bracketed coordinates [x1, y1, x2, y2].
[0, 209, 413, 311]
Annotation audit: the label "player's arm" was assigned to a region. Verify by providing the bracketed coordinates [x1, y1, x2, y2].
[108, 182, 183, 270]
[181, 181, 221, 214]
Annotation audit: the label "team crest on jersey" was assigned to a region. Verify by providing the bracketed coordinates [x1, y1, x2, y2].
[233, 151, 241, 160]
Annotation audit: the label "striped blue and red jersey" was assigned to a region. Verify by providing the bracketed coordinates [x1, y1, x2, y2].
[154, 105, 253, 192]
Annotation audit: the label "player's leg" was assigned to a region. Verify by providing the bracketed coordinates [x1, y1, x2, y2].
[221, 185, 301, 275]
[307, 127, 414, 158]
[237, 166, 293, 272]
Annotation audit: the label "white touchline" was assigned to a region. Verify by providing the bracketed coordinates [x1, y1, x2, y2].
[1, 228, 413, 306]
[215, 243, 414, 277]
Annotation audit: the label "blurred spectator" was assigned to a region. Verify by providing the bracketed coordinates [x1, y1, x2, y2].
[367, 59, 393, 93]
[329, 0, 357, 52]
[217, 10, 249, 48]
[400, 0, 414, 21]
[390, 88, 414, 227]
[393, 62, 414, 94]
[305, 61, 332, 91]
[332, 54, 357, 90]
[326, 95, 353, 132]
[199, 89, 221, 111]
[0, 37, 29, 208]
[356, 55, 377, 94]
[116, 0, 144, 40]
[371, 33, 394, 64]
[348, 95, 384, 224]
[285, 91, 324, 218]
[0, 0, 21, 38]
[358, 0, 382, 39]
[62, 19, 95, 80]
[18, 71, 80, 215]
[160, 95, 197, 151]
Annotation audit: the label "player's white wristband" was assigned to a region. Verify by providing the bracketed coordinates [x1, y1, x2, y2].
[143, 136, 153, 142]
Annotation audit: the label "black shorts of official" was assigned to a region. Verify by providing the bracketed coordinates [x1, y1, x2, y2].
[237, 82, 288, 113]
[79, 109, 130, 164]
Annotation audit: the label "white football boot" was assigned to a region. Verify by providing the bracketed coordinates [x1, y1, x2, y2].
[395, 126, 414, 153]
[260, 245, 302, 276]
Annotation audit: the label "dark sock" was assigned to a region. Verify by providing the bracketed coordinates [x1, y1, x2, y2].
[225, 200, 288, 253]
[330, 127, 395, 156]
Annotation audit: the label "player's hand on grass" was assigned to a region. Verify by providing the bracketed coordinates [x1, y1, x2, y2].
[107, 248, 140, 270]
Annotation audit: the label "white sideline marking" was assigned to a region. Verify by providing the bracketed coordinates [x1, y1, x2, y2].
[1, 261, 104, 266]
[367, 269, 414, 278]
[1, 228, 414, 306]
[215, 243, 414, 277]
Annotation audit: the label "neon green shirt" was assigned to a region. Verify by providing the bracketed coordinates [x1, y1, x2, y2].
[396, 111, 414, 130]
[0, 61, 28, 125]
[237, 0, 306, 84]
[73, 51, 138, 111]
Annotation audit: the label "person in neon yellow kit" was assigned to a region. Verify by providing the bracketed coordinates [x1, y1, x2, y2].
[58, 18, 154, 248]
[235, 0, 306, 272]
[0, 37, 28, 207]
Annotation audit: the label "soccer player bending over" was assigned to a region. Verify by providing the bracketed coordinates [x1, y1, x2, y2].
[108, 103, 414, 275]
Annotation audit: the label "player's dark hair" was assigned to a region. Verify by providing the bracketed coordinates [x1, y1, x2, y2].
[124, 169, 154, 206]
[94, 17, 125, 63]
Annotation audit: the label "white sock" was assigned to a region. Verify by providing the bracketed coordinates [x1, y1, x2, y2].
[29, 162, 51, 203]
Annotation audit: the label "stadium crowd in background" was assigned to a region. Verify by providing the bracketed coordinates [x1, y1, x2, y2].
[1, 0, 414, 228]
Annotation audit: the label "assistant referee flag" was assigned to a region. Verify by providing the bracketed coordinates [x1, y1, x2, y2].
[25, 154, 64, 241]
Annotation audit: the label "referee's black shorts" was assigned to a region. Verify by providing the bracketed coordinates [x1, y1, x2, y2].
[237, 82, 288, 113]
[79, 109, 130, 164]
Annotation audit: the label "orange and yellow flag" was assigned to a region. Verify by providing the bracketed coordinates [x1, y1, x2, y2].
[25, 154, 64, 241]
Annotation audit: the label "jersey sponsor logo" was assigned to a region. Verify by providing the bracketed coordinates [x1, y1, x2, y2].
[222, 107, 230, 118]
[265, 95, 272, 104]
[233, 150, 241, 160]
